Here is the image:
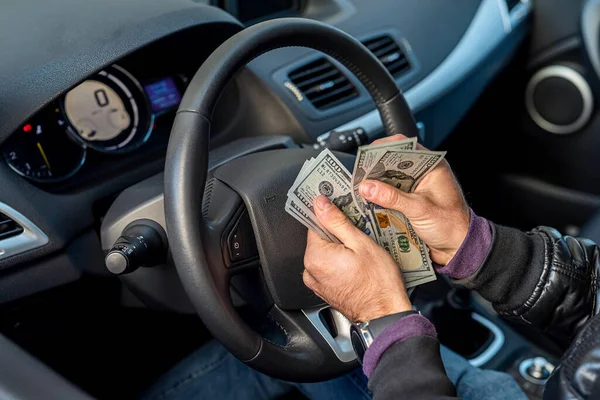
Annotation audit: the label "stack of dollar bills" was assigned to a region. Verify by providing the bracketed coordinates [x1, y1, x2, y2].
[286, 137, 446, 290]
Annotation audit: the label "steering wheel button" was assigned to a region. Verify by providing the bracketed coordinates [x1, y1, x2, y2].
[227, 210, 259, 265]
[229, 230, 244, 262]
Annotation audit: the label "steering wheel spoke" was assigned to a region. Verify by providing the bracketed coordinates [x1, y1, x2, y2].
[302, 306, 356, 363]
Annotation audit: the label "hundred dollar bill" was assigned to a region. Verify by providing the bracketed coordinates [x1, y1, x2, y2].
[351, 138, 417, 213]
[293, 159, 315, 186]
[352, 138, 417, 247]
[287, 144, 441, 293]
[374, 209, 434, 277]
[285, 198, 340, 244]
[404, 272, 437, 289]
[351, 138, 417, 241]
[366, 149, 445, 279]
[366, 149, 446, 193]
[287, 149, 374, 240]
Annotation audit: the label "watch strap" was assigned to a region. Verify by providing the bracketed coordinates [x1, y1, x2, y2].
[367, 310, 418, 338]
[351, 310, 419, 365]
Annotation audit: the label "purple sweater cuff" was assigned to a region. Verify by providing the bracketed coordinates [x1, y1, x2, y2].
[435, 209, 493, 280]
[362, 210, 491, 379]
[362, 314, 437, 378]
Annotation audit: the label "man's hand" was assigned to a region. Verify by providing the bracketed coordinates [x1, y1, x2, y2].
[359, 134, 470, 265]
[303, 195, 412, 322]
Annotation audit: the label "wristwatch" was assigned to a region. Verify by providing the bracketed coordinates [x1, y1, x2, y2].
[350, 310, 418, 365]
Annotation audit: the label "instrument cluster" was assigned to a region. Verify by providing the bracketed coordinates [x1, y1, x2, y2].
[2, 65, 184, 183]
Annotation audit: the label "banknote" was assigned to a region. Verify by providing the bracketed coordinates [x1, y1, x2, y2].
[285, 140, 444, 294]
[288, 149, 374, 240]
[365, 149, 446, 193]
[404, 273, 437, 289]
[376, 209, 434, 276]
[285, 198, 340, 244]
[293, 159, 315, 186]
[351, 137, 417, 217]
[361, 148, 445, 274]
[351, 138, 417, 242]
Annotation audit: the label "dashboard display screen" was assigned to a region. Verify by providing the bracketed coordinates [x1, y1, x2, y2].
[144, 77, 182, 114]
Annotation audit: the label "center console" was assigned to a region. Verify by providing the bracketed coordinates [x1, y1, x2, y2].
[415, 279, 557, 399]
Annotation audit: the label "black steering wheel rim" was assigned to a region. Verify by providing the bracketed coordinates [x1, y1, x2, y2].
[165, 17, 418, 381]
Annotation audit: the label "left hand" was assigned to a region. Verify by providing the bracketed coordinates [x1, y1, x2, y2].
[303, 195, 412, 322]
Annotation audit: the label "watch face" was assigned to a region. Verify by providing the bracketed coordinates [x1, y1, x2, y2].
[351, 329, 367, 365]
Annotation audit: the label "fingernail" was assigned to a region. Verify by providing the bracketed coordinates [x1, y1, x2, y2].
[360, 182, 376, 198]
[315, 195, 332, 211]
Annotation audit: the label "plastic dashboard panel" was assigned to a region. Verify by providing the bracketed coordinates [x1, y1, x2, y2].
[0, 0, 242, 145]
[247, 0, 484, 137]
[270, 28, 422, 121]
[321, 0, 532, 148]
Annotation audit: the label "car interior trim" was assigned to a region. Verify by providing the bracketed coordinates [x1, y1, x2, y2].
[324, 0, 531, 139]
[582, 0, 600, 81]
[0, 202, 49, 262]
[496, 0, 512, 32]
[0, 332, 93, 400]
[508, 0, 532, 28]
[271, 29, 420, 121]
[302, 306, 356, 363]
[305, 0, 357, 26]
[468, 313, 506, 367]
[525, 65, 594, 134]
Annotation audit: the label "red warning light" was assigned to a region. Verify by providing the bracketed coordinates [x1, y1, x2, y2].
[23, 124, 32, 133]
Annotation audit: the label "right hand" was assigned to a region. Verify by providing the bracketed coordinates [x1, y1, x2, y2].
[303, 196, 412, 323]
[358, 135, 470, 266]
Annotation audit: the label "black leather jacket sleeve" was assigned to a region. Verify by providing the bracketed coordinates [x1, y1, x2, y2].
[369, 223, 600, 400]
[456, 223, 600, 342]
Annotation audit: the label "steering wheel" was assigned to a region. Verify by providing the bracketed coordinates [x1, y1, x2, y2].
[165, 18, 418, 382]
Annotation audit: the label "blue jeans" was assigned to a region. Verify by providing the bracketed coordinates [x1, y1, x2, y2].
[142, 340, 526, 400]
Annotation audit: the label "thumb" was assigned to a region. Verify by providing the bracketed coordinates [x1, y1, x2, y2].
[314, 195, 366, 248]
[359, 180, 418, 217]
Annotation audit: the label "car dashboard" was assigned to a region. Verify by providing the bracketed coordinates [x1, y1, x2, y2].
[3, 66, 179, 186]
[0, 26, 248, 192]
[0, 0, 531, 302]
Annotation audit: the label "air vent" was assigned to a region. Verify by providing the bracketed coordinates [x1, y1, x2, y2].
[0, 212, 23, 240]
[362, 35, 411, 78]
[505, 0, 521, 11]
[287, 58, 359, 110]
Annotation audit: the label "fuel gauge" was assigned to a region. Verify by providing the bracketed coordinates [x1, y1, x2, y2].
[2, 107, 86, 183]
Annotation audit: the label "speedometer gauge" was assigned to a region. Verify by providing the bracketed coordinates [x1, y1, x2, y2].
[63, 65, 153, 153]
